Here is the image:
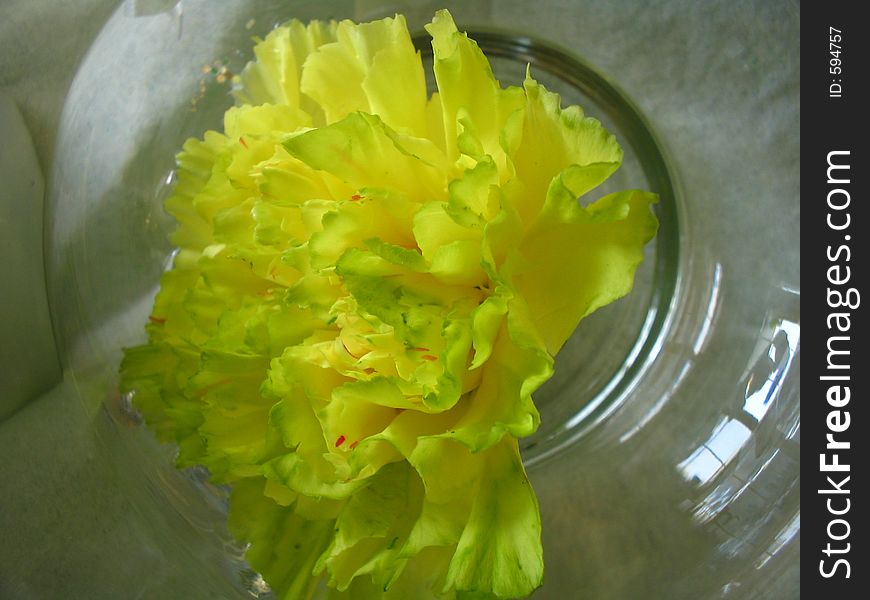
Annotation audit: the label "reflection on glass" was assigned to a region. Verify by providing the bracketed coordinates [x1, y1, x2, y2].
[679, 417, 751, 485]
[672, 284, 799, 593]
[678, 298, 800, 488]
[692, 262, 722, 355]
[619, 360, 691, 443]
[562, 304, 660, 431]
[743, 319, 799, 422]
[618, 261, 722, 444]
[755, 510, 800, 570]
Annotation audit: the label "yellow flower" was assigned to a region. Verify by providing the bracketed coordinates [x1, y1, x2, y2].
[122, 9, 657, 599]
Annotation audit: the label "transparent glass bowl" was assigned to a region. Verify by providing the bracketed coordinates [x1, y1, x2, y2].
[40, 1, 799, 598]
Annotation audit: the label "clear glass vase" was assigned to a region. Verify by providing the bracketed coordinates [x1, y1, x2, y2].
[17, 1, 800, 598]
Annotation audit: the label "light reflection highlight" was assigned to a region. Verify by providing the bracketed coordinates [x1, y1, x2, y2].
[692, 262, 722, 355]
[743, 319, 799, 422]
[619, 360, 691, 443]
[678, 306, 800, 487]
[678, 417, 751, 485]
[562, 302, 660, 430]
[618, 262, 723, 443]
[755, 511, 800, 570]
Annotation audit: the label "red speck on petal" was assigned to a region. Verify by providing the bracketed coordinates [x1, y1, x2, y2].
[349, 440, 359, 449]
[412, 347, 430, 352]
[239, 137, 248, 148]
[421, 354, 438, 361]
[335, 435, 346, 448]
[350, 194, 363, 201]
[148, 316, 166, 324]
